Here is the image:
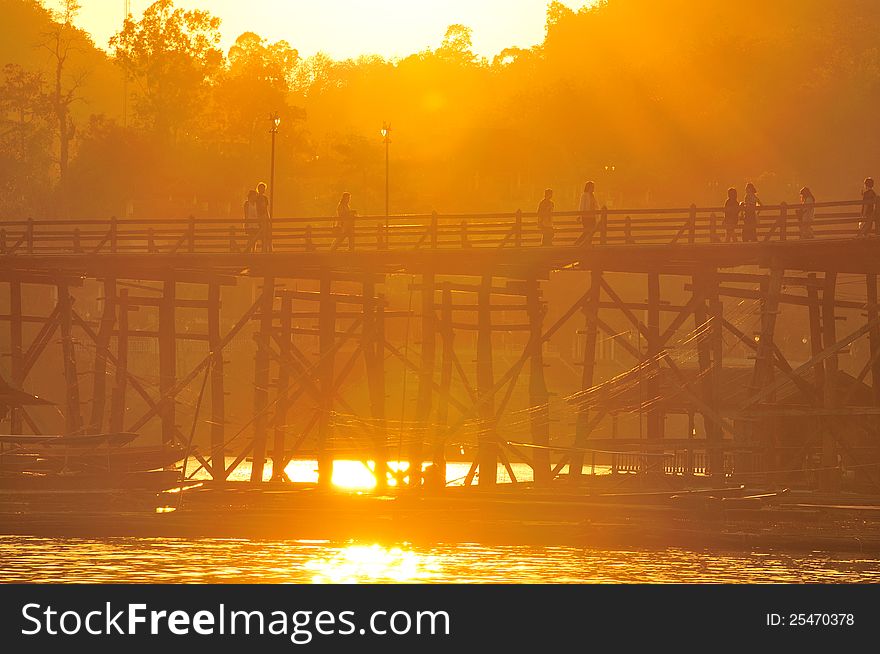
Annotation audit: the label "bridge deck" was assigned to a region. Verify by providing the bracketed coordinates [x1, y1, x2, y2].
[3, 238, 879, 278]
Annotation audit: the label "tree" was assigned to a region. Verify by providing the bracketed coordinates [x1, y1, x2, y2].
[215, 31, 300, 145]
[110, 0, 222, 139]
[437, 24, 477, 64]
[40, 0, 87, 181]
[0, 64, 52, 217]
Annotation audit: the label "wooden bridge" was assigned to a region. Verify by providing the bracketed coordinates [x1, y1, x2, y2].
[2, 198, 879, 493]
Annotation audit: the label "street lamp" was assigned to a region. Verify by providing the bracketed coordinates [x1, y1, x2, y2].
[381, 122, 391, 229]
[269, 112, 280, 217]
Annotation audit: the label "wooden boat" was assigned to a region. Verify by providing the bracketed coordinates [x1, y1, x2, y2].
[0, 432, 185, 475]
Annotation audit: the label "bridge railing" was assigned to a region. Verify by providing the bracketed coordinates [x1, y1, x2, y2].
[0, 199, 871, 255]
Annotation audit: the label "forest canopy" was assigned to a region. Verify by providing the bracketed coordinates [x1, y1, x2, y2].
[1, 0, 879, 221]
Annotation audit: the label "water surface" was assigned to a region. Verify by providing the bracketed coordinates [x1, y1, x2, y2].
[1, 536, 877, 583]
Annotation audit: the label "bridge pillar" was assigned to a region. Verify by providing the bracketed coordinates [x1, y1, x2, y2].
[525, 277, 551, 485]
[208, 283, 227, 481]
[571, 269, 601, 482]
[109, 289, 129, 433]
[158, 281, 177, 447]
[88, 278, 116, 434]
[433, 283, 454, 487]
[477, 275, 497, 486]
[57, 280, 83, 435]
[413, 272, 436, 487]
[317, 275, 336, 488]
[821, 272, 840, 493]
[250, 277, 274, 482]
[9, 281, 23, 434]
[363, 278, 388, 491]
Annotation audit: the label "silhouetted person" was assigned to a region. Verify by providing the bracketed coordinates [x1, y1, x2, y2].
[741, 182, 761, 242]
[577, 181, 598, 245]
[537, 188, 554, 246]
[242, 189, 260, 252]
[723, 187, 739, 243]
[799, 186, 815, 239]
[858, 177, 876, 237]
[335, 192, 356, 250]
[255, 181, 271, 251]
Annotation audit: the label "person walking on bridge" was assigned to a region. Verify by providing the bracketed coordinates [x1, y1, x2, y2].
[723, 187, 740, 243]
[255, 181, 271, 251]
[858, 177, 877, 237]
[798, 187, 815, 239]
[242, 189, 260, 252]
[576, 181, 599, 245]
[335, 192, 357, 250]
[798, 186, 816, 239]
[741, 182, 761, 242]
[537, 188, 555, 246]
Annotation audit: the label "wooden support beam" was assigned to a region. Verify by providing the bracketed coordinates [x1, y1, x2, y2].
[476, 274, 497, 486]
[743, 315, 880, 408]
[317, 275, 336, 487]
[692, 272, 723, 475]
[688, 284, 865, 310]
[806, 273, 825, 389]
[158, 281, 176, 447]
[525, 277, 550, 485]
[126, 296, 261, 433]
[270, 292, 292, 482]
[721, 317, 820, 402]
[412, 272, 436, 487]
[821, 272, 840, 493]
[646, 272, 664, 444]
[21, 307, 61, 382]
[9, 281, 23, 434]
[208, 283, 226, 481]
[87, 278, 115, 434]
[434, 284, 454, 484]
[571, 270, 601, 482]
[867, 274, 880, 411]
[109, 289, 129, 433]
[363, 279, 388, 491]
[57, 281, 82, 435]
[250, 277, 274, 482]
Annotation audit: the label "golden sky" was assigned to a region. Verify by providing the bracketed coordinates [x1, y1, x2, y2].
[59, 0, 590, 59]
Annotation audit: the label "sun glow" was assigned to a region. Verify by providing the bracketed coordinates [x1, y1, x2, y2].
[304, 544, 440, 583]
[65, 0, 590, 60]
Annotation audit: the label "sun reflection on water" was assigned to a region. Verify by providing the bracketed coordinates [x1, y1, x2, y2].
[304, 544, 441, 583]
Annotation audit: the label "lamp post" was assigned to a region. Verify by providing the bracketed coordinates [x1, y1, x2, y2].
[269, 112, 281, 216]
[604, 163, 616, 206]
[381, 122, 391, 229]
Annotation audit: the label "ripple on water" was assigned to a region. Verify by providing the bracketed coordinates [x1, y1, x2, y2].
[0, 535, 878, 583]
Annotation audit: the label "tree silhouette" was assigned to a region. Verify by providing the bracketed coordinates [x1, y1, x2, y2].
[110, 0, 222, 139]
